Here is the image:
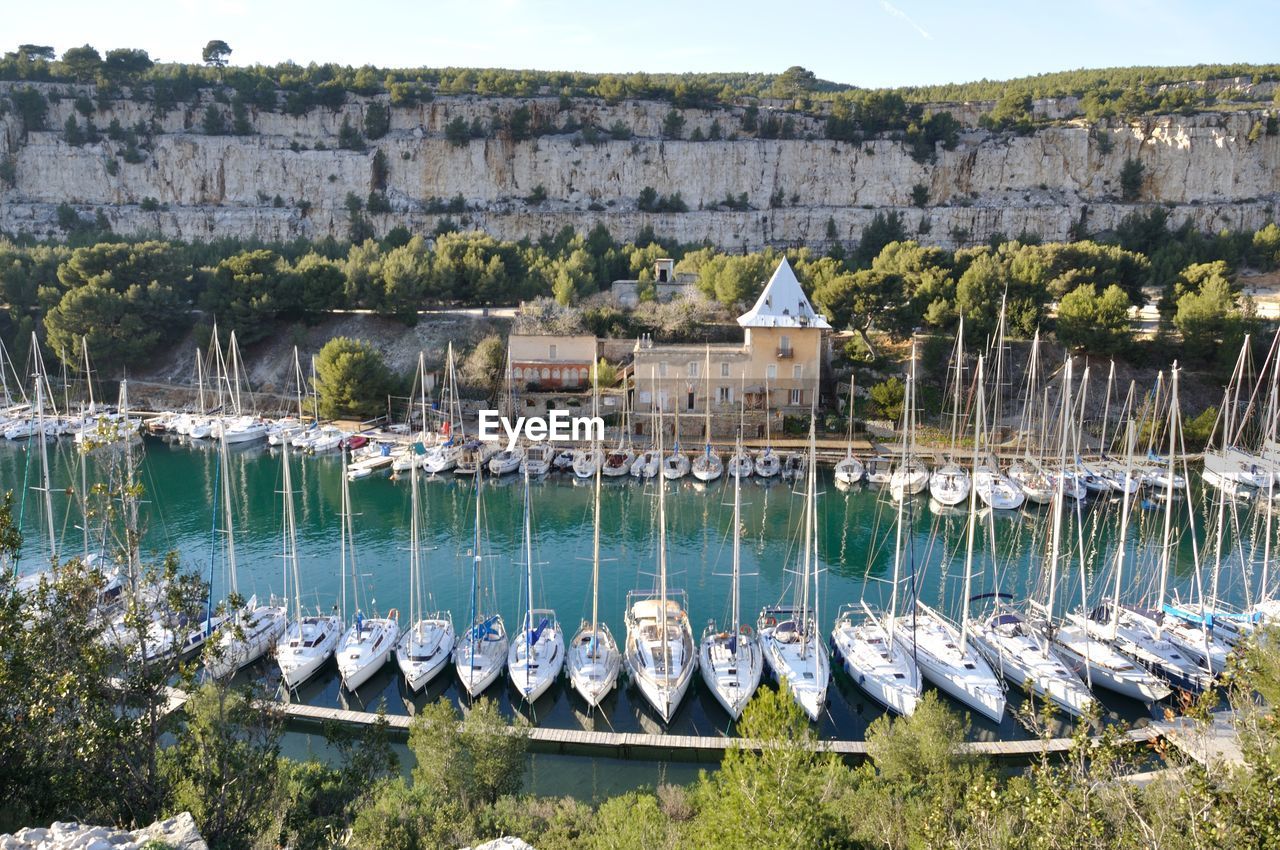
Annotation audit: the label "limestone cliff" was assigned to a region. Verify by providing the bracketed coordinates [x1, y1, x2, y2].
[1, 84, 1277, 248]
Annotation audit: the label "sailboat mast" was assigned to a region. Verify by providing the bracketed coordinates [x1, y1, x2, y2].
[1107, 418, 1137, 635]
[805, 416, 818, 658]
[409, 456, 421, 628]
[1044, 357, 1072, 620]
[1099, 361, 1116, 457]
[961, 356, 985, 653]
[950, 317, 965, 451]
[656, 377, 670, 694]
[339, 450, 349, 621]
[523, 467, 534, 659]
[218, 428, 238, 602]
[1157, 367, 1179, 631]
[731, 433, 742, 635]
[591, 451, 601, 638]
[282, 440, 302, 620]
[293, 346, 305, 420]
[703, 345, 712, 457]
[34, 351, 57, 566]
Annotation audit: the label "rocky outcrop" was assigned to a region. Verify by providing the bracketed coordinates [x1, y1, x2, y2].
[2, 84, 1277, 248]
[0, 813, 207, 850]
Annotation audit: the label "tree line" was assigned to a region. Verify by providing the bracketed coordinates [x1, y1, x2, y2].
[3, 42, 1278, 132]
[2, 209, 1277, 380]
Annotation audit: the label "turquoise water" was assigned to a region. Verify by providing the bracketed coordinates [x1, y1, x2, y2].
[4, 436, 1265, 753]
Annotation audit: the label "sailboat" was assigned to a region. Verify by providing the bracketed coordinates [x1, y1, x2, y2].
[625, 388, 697, 722]
[454, 469, 509, 696]
[891, 353, 1005, 723]
[727, 376, 754, 479]
[508, 468, 565, 701]
[567, 460, 622, 707]
[1065, 416, 1210, 694]
[423, 344, 467, 474]
[204, 429, 289, 679]
[699, 433, 764, 718]
[489, 352, 525, 475]
[691, 348, 723, 483]
[214, 331, 269, 445]
[929, 321, 970, 506]
[573, 363, 605, 479]
[834, 377, 865, 489]
[603, 372, 636, 477]
[267, 347, 311, 446]
[275, 439, 343, 689]
[395, 458, 455, 691]
[335, 450, 401, 691]
[965, 359, 1094, 717]
[662, 393, 691, 480]
[832, 397, 922, 716]
[971, 325, 1023, 510]
[890, 344, 929, 499]
[631, 371, 662, 478]
[1043, 358, 1172, 703]
[758, 415, 830, 721]
[1007, 333, 1067, 504]
[754, 376, 782, 478]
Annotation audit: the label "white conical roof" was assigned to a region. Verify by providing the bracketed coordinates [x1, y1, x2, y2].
[736, 258, 831, 329]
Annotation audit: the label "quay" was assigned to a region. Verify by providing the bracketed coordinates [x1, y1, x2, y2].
[148, 683, 1239, 766]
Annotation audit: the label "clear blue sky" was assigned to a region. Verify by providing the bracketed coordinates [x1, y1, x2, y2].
[10, 0, 1279, 88]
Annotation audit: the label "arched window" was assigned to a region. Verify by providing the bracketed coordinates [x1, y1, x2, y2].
[513, 366, 524, 380]
[541, 368, 550, 379]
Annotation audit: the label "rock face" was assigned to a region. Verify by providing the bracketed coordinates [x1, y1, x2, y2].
[0, 813, 207, 850]
[2, 84, 1278, 248]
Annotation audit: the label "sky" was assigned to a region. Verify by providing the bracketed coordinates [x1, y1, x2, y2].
[8, 0, 1279, 88]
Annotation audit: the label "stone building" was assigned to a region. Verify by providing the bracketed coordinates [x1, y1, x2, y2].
[508, 333, 598, 389]
[630, 258, 828, 441]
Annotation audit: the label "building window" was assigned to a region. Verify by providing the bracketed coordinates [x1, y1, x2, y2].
[688, 361, 699, 378]
[541, 368, 550, 380]
[766, 363, 777, 380]
[720, 362, 730, 378]
[549, 344, 558, 360]
[687, 390, 696, 411]
[790, 388, 803, 406]
[513, 366, 523, 380]
[659, 362, 668, 378]
[793, 364, 803, 380]
[552, 369, 561, 381]
[780, 334, 791, 354]
[717, 386, 732, 405]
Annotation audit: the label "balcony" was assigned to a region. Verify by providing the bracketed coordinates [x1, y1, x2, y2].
[776, 347, 794, 359]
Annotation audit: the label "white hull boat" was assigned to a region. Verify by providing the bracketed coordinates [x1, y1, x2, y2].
[336, 613, 400, 691]
[277, 614, 343, 689]
[832, 605, 921, 716]
[396, 616, 456, 691]
[893, 604, 1006, 723]
[508, 609, 565, 702]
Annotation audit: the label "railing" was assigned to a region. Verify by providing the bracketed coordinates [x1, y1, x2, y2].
[776, 347, 794, 359]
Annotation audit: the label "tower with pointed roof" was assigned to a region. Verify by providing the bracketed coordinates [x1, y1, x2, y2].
[630, 258, 828, 442]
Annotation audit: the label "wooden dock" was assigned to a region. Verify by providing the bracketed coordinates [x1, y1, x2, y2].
[170, 692, 1162, 762]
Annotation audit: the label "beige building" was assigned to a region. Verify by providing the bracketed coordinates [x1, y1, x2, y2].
[508, 333, 598, 390]
[631, 259, 829, 441]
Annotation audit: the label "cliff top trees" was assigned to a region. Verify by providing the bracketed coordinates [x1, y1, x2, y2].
[60, 44, 102, 83]
[202, 40, 232, 68]
[1055, 283, 1133, 355]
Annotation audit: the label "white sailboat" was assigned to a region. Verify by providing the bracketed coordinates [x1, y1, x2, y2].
[754, 376, 782, 478]
[758, 416, 830, 722]
[276, 439, 343, 689]
[699, 433, 764, 719]
[454, 469, 510, 696]
[893, 353, 1006, 724]
[395, 459, 455, 691]
[727, 375, 754, 479]
[567, 460, 622, 707]
[625, 389, 696, 722]
[832, 419, 922, 716]
[691, 348, 723, 483]
[488, 352, 525, 476]
[423, 344, 467, 474]
[204, 429, 288, 679]
[834, 378, 865, 489]
[966, 359, 1094, 717]
[335, 450, 401, 691]
[929, 322, 970, 506]
[890, 344, 928, 499]
[661, 396, 691, 480]
[603, 374, 636, 477]
[508, 468, 565, 701]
